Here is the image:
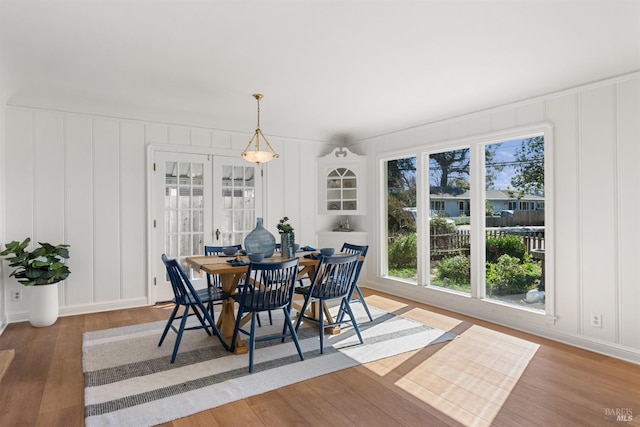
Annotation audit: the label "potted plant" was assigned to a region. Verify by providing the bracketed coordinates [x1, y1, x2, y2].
[276, 217, 295, 258]
[1, 238, 71, 327]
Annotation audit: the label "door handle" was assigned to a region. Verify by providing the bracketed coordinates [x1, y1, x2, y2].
[215, 228, 220, 241]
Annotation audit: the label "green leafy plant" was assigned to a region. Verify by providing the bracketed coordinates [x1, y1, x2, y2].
[276, 216, 294, 233]
[486, 254, 540, 295]
[388, 232, 417, 268]
[1, 238, 71, 286]
[486, 234, 526, 263]
[436, 254, 471, 285]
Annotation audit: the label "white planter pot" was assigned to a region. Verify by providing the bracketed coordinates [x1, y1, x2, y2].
[28, 283, 59, 327]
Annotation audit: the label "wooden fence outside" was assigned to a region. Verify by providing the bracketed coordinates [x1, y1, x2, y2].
[485, 210, 545, 227]
[431, 228, 545, 256]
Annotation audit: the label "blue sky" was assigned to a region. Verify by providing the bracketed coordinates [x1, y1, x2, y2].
[486, 138, 524, 190]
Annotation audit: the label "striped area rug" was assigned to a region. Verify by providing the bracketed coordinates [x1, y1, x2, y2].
[83, 304, 456, 426]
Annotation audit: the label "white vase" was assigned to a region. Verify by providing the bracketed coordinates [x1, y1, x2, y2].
[28, 283, 59, 327]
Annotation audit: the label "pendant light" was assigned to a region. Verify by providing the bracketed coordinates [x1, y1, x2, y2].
[241, 94, 279, 163]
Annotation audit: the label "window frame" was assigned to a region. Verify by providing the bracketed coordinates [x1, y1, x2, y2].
[378, 123, 555, 319]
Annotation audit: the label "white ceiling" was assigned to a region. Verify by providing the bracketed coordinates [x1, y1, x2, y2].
[1, 0, 639, 142]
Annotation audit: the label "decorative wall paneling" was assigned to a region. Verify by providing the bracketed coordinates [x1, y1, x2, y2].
[1, 109, 328, 323]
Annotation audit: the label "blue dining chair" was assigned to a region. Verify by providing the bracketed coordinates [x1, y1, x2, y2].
[230, 258, 304, 373]
[203, 245, 242, 314]
[204, 244, 243, 289]
[294, 253, 363, 354]
[336, 243, 372, 322]
[205, 244, 272, 326]
[159, 254, 229, 363]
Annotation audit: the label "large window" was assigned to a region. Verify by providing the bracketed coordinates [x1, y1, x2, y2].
[428, 148, 471, 295]
[385, 157, 417, 282]
[383, 127, 551, 315]
[484, 136, 545, 310]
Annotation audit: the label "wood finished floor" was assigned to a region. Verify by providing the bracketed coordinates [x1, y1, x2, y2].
[0, 289, 638, 426]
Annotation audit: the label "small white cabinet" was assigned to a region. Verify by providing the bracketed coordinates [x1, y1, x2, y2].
[317, 147, 365, 215]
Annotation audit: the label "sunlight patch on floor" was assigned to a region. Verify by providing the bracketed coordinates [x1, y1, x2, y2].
[401, 307, 463, 331]
[364, 348, 422, 376]
[394, 325, 539, 427]
[365, 295, 409, 312]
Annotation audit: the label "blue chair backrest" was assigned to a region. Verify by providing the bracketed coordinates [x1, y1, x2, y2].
[340, 243, 368, 284]
[237, 258, 300, 311]
[204, 245, 243, 287]
[161, 254, 200, 304]
[204, 244, 242, 256]
[310, 253, 360, 298]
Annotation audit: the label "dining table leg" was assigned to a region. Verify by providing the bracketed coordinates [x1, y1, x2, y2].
[218, 273, 248, 354]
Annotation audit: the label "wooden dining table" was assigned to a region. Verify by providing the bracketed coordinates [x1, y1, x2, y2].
[185, 251, 342, 354]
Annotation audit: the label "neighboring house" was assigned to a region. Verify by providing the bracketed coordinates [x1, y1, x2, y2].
[485, 189, 545, 214]
[430, 188, 544, 217]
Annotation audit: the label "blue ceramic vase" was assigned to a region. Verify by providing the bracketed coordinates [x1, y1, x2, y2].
[244, 217, 276, 258]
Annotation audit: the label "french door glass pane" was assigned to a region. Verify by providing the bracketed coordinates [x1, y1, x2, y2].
[191, 163, 203, 185]
[192, 187, 204, 208]
[178, 210, 191, 232]
[218, 160, 257, 246]
[165, 160, 206, 263]
[179, 235, 191, 257]
[179, 163, 191, 185]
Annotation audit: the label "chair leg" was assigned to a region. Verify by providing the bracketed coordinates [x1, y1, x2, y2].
[318, 299, 325, 354]
[248, 312, 257, 373]
[283, 309, 304, 362]
[354, 285, 373, 322]
[281, 308, 288, 343]
[158, 304, 179, 347]
[294, 296, 311, 331]
[171, 305, 192, 363]
[335, 297, 348, 324]
[207, 301, 216, 329]
[337, 284, 373, 323]
[201, 301, 229, 352]
[342, 299, 364, 345]
[230, 305, 245, 353]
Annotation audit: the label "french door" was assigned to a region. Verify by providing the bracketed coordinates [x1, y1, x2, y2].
[212, 156, 261, 247]
[151, 150, 261, 302]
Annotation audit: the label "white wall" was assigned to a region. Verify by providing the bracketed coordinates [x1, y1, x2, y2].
[1, 109, 328, 322]
[0, 103, 6, 330]
[353, 72, 640, 363]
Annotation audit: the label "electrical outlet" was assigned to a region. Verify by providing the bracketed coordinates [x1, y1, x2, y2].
[591, 313, 602, 328]
[11, 290, 22, 302]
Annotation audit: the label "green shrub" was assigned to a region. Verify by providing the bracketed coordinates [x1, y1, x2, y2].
[486, 254, 541, 295]
[486, 234, 526, 263]
[436, 254, 470, 285]
[388, 233, 416, 268]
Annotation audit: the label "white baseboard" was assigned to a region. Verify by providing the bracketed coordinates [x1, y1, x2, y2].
[3, 297, 151, 325]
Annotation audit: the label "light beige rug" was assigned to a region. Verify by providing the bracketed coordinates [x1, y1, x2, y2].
[83, 304, 456, 427]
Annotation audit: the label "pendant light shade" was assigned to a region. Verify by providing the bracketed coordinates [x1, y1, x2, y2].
[241, 94, 279, 164]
